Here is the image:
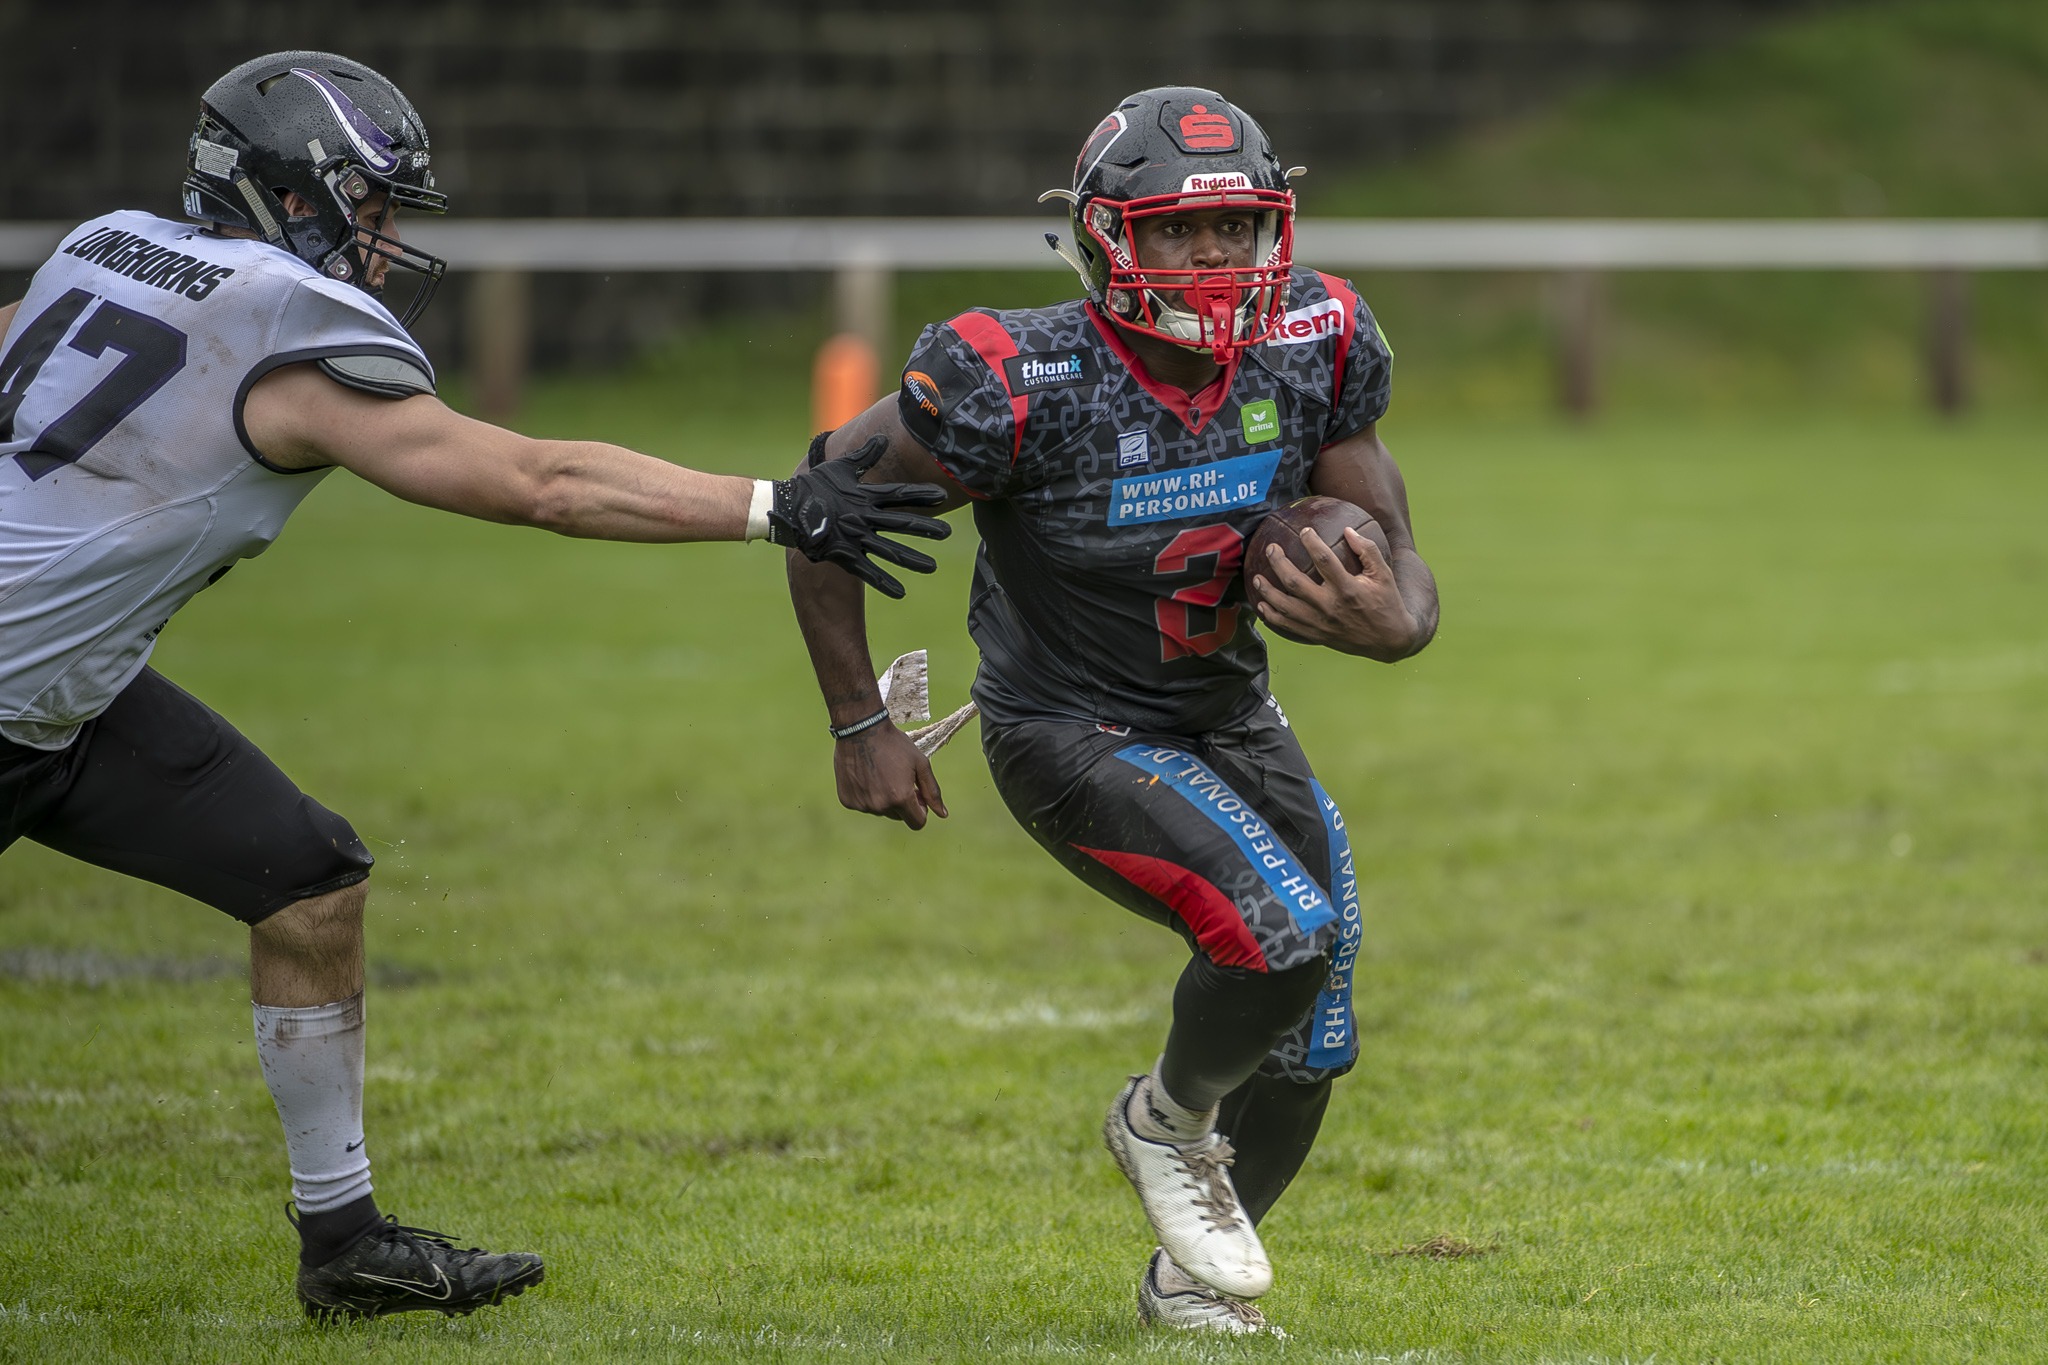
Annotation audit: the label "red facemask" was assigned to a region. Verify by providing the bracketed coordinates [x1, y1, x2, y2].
[1082, 187, 1295, 357]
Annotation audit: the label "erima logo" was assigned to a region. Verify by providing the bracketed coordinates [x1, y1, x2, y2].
[1181, 172, 1251, 193]
[1116, 430, 1150, 467]
[1265, 297, 1346, 345]
[1001, 350, 1096, 394]
[1239, 400, 1279, 445]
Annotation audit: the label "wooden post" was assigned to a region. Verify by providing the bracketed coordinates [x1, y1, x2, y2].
[1926, 268, 1969, 417]
[467, 269, 531, 420]
[834, 262, 894, 374]
[1552, 269, 1601, 419]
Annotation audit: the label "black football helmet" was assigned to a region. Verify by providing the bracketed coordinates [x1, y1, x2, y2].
[181, 51, 449, 327]
[1042, 87, 1301, 357]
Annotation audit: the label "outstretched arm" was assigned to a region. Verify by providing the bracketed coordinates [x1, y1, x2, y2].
[248, 362, 754, 538]
[1252, 423, 1440, 661]
[787, 397, 973, 830]
[242, 363, 948, 588]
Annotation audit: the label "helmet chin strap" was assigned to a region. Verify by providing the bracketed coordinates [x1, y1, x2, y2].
[1142, 273, 1251, 354]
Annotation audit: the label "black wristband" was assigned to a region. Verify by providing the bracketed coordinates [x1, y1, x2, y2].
[828, 707, 891, 741]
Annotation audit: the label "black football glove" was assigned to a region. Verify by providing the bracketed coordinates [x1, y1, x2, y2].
[768, 435, 951, 598]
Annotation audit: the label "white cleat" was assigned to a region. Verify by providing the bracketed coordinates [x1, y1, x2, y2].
[1102, 1075, 1272, 1299]
[1138, 1248, 1279, 1335]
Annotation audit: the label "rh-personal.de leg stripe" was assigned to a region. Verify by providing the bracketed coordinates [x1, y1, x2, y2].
[1112, 745, 1336, 935]
[1305, 779, 1362, 1069]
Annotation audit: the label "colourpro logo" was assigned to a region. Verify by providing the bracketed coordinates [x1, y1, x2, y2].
[1265, 297, 1347, 345]
[903, 370, 941, 418]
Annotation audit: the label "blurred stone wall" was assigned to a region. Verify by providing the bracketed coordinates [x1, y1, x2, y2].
[1, 0, 1835, 367]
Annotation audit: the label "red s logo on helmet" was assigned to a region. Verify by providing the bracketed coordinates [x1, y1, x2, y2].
[1177, 104, 1235, 150]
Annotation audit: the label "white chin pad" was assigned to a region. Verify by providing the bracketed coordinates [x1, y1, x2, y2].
[1148, 295, 1258, 350]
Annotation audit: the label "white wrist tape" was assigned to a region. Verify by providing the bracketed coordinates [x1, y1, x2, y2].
[744, 479, 776, 543]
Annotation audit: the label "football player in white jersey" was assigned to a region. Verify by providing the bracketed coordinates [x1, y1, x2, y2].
[0, 51, 948, 1322]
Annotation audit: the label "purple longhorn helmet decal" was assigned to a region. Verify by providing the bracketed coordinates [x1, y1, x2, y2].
[289, 67, 403, 173]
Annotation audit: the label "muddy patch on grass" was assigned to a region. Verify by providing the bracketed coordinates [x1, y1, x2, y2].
[1381, 1234, 1499, 1259]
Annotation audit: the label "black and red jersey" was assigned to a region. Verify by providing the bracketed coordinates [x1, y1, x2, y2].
[898, 265, 1391, 734]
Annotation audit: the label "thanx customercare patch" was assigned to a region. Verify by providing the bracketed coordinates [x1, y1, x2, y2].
[1001, 350, 1097, 394]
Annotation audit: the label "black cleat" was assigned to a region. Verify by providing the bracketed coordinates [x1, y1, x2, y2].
[292, 1211, 545, 1322]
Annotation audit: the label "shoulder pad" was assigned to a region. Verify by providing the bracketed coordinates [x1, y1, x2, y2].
[317, 353, 436, 399]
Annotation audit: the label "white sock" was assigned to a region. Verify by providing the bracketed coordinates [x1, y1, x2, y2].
[253, 992, 374, 1214]
[1130, 1061, 1218, 1144]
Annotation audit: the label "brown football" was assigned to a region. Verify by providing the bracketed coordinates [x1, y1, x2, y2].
[1246, 496, 1390, 643]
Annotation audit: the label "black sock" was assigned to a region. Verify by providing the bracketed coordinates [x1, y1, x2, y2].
[295, 1193, 384, 1267]
[1216, 1072, 1334, 1226]
[1157, 952, 1329, 1112]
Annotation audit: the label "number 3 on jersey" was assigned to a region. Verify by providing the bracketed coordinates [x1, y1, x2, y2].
[0, 289, 188, 480]
[1152, 524, 1245, 661]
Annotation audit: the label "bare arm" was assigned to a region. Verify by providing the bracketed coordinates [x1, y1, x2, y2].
[1251, 423, 1440, 661]
[786, 397, 972, 830]
[0, 300, 19, 340]
[243, 362, 752, 540]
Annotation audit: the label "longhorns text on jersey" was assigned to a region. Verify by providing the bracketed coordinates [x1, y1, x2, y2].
[897, 267, 1392, 735]
[0, 211, 434, 749]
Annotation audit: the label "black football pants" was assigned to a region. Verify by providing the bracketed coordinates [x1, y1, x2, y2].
[0, 668, 372, 923]
[984, 695, 1364, 1222]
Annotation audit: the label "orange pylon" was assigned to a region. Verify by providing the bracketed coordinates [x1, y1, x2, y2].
[812, 333, 880, 434]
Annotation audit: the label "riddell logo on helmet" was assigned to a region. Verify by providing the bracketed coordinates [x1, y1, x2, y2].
[1182, 172, 1251, 193]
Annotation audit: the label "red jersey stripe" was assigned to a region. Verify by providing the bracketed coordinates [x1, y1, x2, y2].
[1312, 273, 1359, 415]
[946, 310, 1029, 464]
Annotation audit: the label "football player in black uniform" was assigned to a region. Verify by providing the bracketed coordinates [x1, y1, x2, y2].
[788, 88, 1438, 1332]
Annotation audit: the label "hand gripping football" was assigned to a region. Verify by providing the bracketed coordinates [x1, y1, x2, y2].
[1246, 496, 1391, 644]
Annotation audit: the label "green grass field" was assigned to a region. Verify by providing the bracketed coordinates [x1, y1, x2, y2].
[4, 368, 2046, 1360]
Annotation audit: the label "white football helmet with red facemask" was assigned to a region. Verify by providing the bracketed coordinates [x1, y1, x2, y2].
[1043, 88, 1300, 357]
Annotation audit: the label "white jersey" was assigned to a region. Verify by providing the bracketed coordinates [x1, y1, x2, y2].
[0, 211, 433, 748]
